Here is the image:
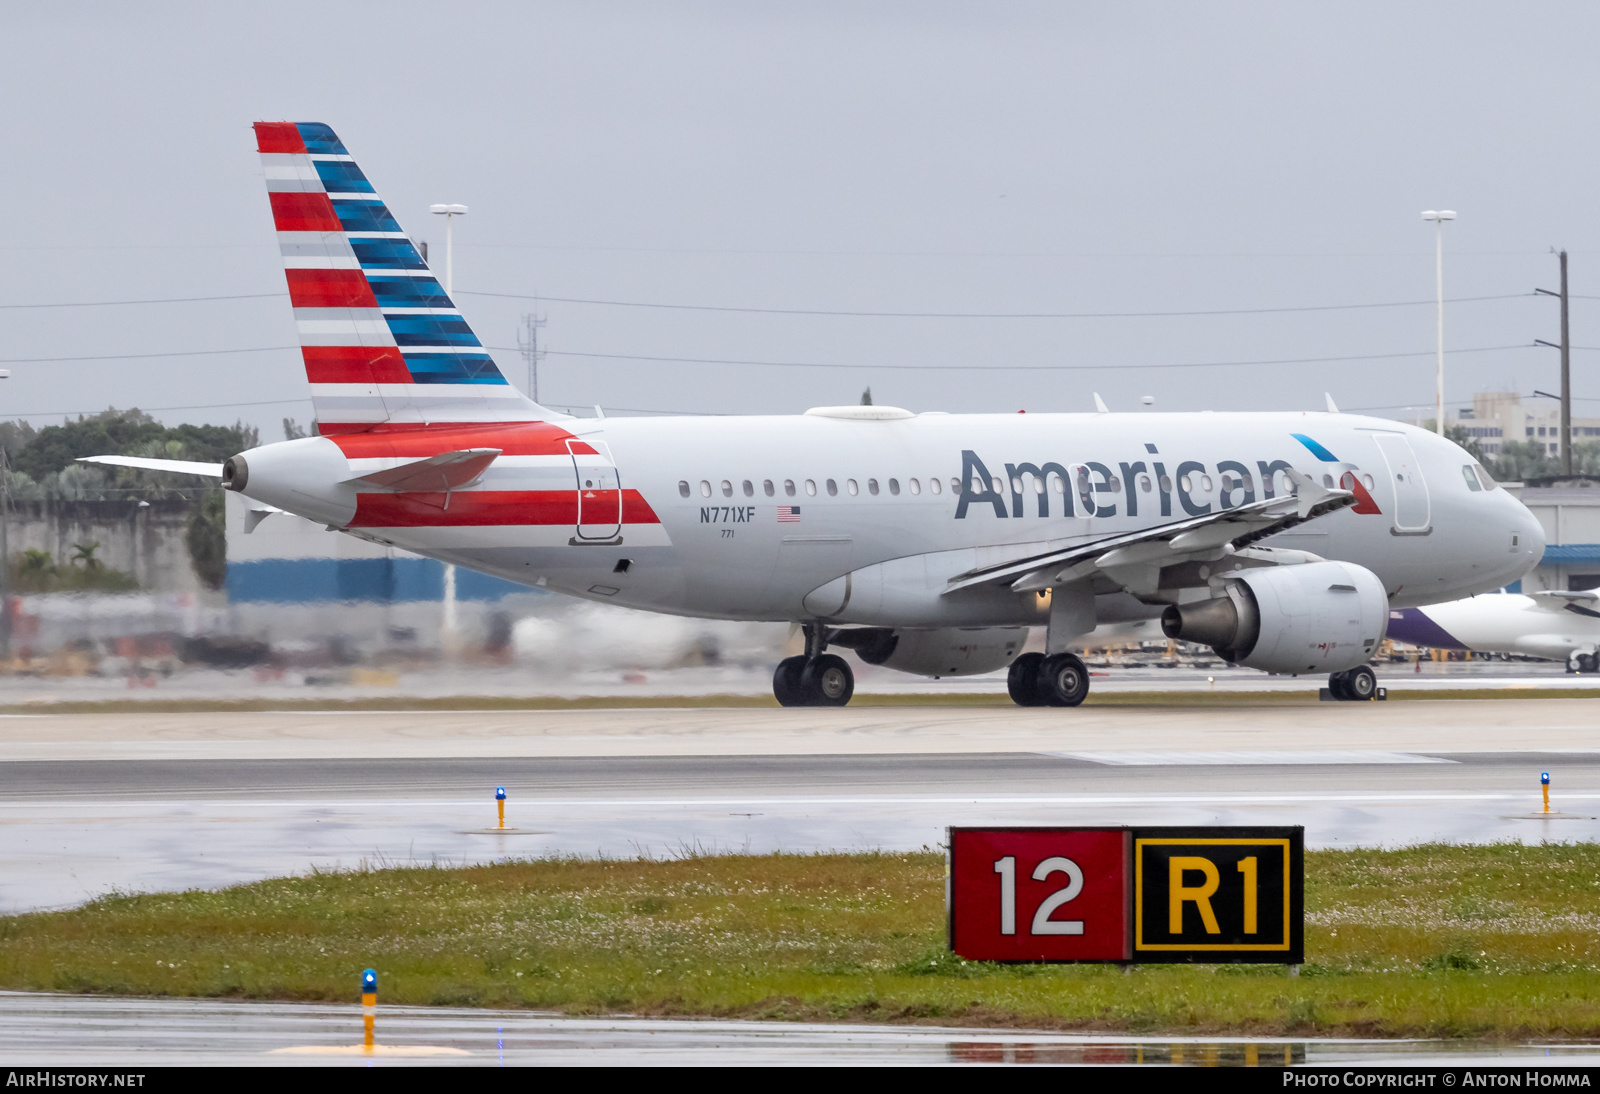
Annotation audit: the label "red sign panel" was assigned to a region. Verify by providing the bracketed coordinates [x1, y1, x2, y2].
[948, 827, 1131, 962]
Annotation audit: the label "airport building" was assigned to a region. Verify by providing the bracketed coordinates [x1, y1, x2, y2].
[1447, 391, 1600, 460]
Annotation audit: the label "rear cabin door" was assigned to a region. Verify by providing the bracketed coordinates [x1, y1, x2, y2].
[568, 439, 623, 542]
[1372, 433, 1431, 533]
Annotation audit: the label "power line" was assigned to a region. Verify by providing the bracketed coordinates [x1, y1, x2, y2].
[462, 290, 1530, 319]
[487, 343, 1532, 373]
[0, 346, 295, 364]
[0, 293, 284, 310]
[3, 397, 310, 420]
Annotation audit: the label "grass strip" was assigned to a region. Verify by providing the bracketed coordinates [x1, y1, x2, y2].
[0, 686, 1591, 715]
[3, 844, 1599, 1037]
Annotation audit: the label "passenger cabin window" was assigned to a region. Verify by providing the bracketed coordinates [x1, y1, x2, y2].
[678, 480, 690, 498]
[930, 478, 942, 495]
[826, 479, 838, 496]
[888, 478, 899, 495]
[785, 479, 797, 497]
[1200, 475, 1213, 492]
[1362, 473, 1376, 490]
[764, 479, 776, 497]
[847, 479, 859, 495]
[805, 479, 818, 496]
[1158, 475, 1172, 493]
[909, 478, 921, 495]
[742, 480, 754, 497]
[1321, 474, 1335, 488]
[721, 480, 733, 497]
[699, 480, 712, 497]
[868, 478, 880, 495]
[1139, 474, 1152, 493]
[951, 478, 961, 493]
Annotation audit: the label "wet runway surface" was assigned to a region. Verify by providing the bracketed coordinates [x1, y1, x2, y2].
[3, 743, 1598, 912]
[2, 993, 1598, 1067]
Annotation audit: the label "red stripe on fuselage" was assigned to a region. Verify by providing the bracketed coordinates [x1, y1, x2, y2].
[328, 422, 591, 458]
[286, 269, 378, 309]
[269, 191, 342, 232]
[254, 122, 306, 154]
[302, 346, 412, 384]
[350, 489, 659, 528]
[1340, 472, 1384, 515]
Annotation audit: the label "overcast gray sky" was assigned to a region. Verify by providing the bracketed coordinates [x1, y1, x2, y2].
[1, 1, 1597, 436]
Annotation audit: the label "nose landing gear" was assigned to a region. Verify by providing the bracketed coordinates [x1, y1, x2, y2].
[772, 624, 856, 707]
[1327, 664, 1378, 701]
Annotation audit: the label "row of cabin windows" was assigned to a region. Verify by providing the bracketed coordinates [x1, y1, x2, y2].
[678, 477, 965, 499]
[674, 469, 1367, 501]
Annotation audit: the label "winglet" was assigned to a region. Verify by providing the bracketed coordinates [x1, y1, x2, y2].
[1093, 393, 1110, 414]
[1324, 392, 1340, 413]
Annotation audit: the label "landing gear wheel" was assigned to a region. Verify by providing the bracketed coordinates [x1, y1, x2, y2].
[1578, 653, 1598, 675]
[1327, 671, 1351, 700]
[799, 653, 854, 706]
[773, 655, 808, 707]
[1035, 652, 1090, 707]
[1343, 664, 1378, 700]
[1007, 652, 1045, 707]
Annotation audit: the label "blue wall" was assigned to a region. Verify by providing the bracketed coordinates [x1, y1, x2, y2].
[226, 557, 530, 604]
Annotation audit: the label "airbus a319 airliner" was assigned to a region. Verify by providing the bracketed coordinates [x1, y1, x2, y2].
[87, 122, 1546, 707]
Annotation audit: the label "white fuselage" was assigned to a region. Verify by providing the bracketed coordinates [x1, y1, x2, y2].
[235, 409, 1545, 629]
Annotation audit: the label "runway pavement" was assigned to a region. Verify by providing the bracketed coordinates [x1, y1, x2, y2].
[1, 701, 1597, 912]
[3, 992, 1598, 1067]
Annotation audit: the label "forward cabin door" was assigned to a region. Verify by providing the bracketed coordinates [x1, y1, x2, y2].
[568, 439, 623, 542]
[1372, 433, 1431, 533]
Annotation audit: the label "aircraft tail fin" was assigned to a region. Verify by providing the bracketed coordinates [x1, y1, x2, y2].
[253, 122, 552, 434]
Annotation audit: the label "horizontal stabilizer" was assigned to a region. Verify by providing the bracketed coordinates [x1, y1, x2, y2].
[78, 455, 223, 476]
[345, 448, 500, 493]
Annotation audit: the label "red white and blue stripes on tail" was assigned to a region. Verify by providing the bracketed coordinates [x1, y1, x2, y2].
[254, 121, 545, 433]
[253, 122, 665, 547]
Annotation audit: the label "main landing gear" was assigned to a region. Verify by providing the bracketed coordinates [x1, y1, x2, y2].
[1327, 664, 1378, 701]
[1007, 650, 1091, 707]
[773, 624, 855, 707]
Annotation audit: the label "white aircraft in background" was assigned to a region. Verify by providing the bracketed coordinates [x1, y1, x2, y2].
[1388, 590, 1600, 674]
[84, 122, 1546, 707]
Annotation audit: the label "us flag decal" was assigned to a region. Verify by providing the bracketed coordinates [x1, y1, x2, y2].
[777, 506, 801, 523]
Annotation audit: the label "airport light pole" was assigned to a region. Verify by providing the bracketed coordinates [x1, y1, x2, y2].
[429, 204, 468, 656]
[1422, 210, 1456, 436]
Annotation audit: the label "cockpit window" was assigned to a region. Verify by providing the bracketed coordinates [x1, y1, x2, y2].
[1472, 462, 1498, 491]
[1461, 465, 1482, 492]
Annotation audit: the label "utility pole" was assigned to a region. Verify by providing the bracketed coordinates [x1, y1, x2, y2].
[517, 312, 546, 402]
[428, 203, 469, 657]
[1536, 251, 1572, 475]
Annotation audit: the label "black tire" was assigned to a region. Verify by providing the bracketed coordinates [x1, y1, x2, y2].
[1327, 671, 1350, 701]
[1344, 664, 1377, 701]
[799, 653, 854, 706]
[1579, 653, 1598, 675]
[773, 655, 808, 706]
[1036, 652, 1090, 707]
[1007, 652, 1045, 706]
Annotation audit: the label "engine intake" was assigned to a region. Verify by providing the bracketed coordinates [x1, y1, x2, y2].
[1160, 560, 1387, 675]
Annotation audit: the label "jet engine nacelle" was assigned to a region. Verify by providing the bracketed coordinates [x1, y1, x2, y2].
[831, 626, 1029, 677]
[1160, 560, 1387, 675]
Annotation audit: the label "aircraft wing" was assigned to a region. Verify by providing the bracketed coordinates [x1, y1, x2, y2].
[1528, 590, 1600, 617]
[77, 455, 223, 476]
[344, 448, 501, 493]
[944, 468, 1356, 597]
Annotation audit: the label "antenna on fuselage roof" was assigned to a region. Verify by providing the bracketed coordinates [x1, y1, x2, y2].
[1324, 392, 1340, 413]
[1093, 393, 1110, 414]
